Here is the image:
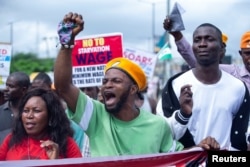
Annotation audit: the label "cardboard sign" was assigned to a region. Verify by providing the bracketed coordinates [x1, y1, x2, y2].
[72, 33, 123, 87]
[123, 47, 157, 79]
[0, 43, 12, 89]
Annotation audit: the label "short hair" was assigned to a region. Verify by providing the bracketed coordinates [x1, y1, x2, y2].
[9, 71, 30, 88]
[194, 23, 223, 47]
[33, 72, 52, 87]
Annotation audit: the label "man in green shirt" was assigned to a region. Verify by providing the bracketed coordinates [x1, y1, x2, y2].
[54, 12, 220, 157]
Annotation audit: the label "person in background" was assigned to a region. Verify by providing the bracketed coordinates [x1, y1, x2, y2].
[0, 72, 30, 144]
[30, 72, 52, 90]
[163, 17, 250, 91]
[135, 86, 157, 114]
[30, 72, 85, 156]
[0, 88, 82, 160]
[54, 12, 220, 157]
[80, 86, 99, 100]
[97, 87, 104, 103]
[157, 22, 250, 151]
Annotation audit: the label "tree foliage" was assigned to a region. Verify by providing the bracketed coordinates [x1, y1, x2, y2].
[10, 52, 54, 75]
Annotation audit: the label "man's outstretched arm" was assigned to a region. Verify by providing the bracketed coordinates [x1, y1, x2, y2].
[54, 12, 84, 113]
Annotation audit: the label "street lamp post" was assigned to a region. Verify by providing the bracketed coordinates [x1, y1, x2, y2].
[138, 0, 159, 53]
[165, 0, 170, 44]
[8, 20, 20, 56]
[42, 37, 50, 58]
[8, 22, 14, 55]
[42, 36, 59, 58]
[164, 0, 171, 84]
[152, 2, 155, 52]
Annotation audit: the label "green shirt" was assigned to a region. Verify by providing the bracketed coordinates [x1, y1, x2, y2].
[67, 91, 183, 157]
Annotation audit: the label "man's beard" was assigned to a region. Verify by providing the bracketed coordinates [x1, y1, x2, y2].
[105, 87, 131, 114]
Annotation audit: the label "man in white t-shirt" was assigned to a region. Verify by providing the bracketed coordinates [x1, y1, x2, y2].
[157, 23, 250, 151]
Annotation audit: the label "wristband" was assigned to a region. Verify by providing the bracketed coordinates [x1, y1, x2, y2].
[61, 44, 74, 49]
[56, 43, 74, 49]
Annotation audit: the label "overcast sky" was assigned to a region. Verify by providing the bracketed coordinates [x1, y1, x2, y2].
[0, 0, 249, 60]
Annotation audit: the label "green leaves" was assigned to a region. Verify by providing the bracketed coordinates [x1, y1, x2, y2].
[10, 52, 54, 74]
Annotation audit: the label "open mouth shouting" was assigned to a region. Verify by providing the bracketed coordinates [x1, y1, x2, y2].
[103, 91, 116, 107]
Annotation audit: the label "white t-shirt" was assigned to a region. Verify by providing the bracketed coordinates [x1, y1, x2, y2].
[157, 70, 245, 149]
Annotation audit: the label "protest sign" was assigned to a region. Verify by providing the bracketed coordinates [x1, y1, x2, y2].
[0, 43, 12, 89]
[0, 149, 208, 167]
[72, 33, 123, 88]
[2, 150, 249, 167]
[123, 47, 157, 79]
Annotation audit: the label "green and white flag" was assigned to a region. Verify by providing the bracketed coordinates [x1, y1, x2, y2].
[157, 42, 172, 61]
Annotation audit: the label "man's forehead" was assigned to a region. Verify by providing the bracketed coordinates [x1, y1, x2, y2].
[104, 69, 128, 79]
[32, 79, 44, 84]
[105, 68, 126, 76]
[194, 26, 217, 34]
[7, 76, 19, 83]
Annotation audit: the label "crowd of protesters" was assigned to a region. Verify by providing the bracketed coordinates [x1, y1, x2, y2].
[0, 11, 250, 161]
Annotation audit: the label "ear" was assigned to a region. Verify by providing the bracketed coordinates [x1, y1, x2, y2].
[220, 47, 225, 60]
[239, 50, 243, 56]
[130, 84, 138, 95]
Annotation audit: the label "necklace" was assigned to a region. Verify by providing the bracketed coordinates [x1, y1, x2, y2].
[27, 137, 45, 160]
